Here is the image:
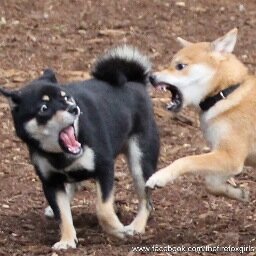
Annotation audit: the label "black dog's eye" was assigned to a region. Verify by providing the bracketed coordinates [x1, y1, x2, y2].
[175, 63, 187, 70]
[64, 95, 74, 103]
[40, 104, 48, 113]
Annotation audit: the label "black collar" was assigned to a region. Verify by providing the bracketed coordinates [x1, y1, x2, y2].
[199, 84, 240, 112]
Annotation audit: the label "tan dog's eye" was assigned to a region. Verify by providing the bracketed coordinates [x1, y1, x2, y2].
[175, 63, 187, 70]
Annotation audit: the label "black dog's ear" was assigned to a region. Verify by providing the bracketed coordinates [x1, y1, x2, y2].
[0, 87, 21, 108]
[38, 69, 58, 83]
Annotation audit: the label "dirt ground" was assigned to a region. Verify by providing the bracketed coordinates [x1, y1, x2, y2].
[0, 0, 255, 255]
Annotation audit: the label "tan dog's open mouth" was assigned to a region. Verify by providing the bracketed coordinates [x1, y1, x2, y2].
[155, 82, 183, 112]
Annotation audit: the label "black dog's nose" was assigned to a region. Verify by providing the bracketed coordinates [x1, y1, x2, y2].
[149, 75, 156, 85]
[68, 105, 80, 116]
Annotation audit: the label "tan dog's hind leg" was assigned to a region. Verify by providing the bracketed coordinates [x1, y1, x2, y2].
[205, 175, 249, 202]
[95, 182, 125, 239]
[146, 150, 249, 201]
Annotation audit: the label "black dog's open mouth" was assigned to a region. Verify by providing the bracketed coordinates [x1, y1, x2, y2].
[59, 125, 82, 155]
[155, 83, 183, 112]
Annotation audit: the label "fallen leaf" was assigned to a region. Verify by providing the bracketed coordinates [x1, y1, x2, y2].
[98, 29, 126, 37]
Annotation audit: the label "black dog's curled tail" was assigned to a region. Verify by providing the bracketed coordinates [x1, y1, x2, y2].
[92, 45, 151, 86]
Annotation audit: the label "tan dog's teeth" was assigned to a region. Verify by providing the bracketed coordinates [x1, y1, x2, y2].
[167, 102, 175, 108]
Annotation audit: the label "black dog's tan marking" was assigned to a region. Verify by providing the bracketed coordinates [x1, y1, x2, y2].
[96, 182, 125, 238]
[0, 45, 159, 250]
[60, 91, 66, 97]
[42, 95, 50, 101]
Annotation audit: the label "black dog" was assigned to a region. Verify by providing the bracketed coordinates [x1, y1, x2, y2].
[0, 45, 159, 249]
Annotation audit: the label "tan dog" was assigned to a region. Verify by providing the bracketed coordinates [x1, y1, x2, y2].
[146, 28, 254, 202]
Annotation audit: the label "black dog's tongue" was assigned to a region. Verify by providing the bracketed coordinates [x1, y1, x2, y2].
[59, 126, 81, 154]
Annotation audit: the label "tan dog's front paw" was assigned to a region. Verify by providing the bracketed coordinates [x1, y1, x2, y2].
[52, 239, 77, 250]
[146, 171, 169, 189]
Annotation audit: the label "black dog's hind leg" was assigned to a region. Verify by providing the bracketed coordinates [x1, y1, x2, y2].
[95, 162, 125, 239]
[42, 181, 77, 249]
[124, 134, 159, 235]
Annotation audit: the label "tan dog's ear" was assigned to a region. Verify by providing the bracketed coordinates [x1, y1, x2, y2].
[176, 37, 192, 48]
[211, 28, 238, 53]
